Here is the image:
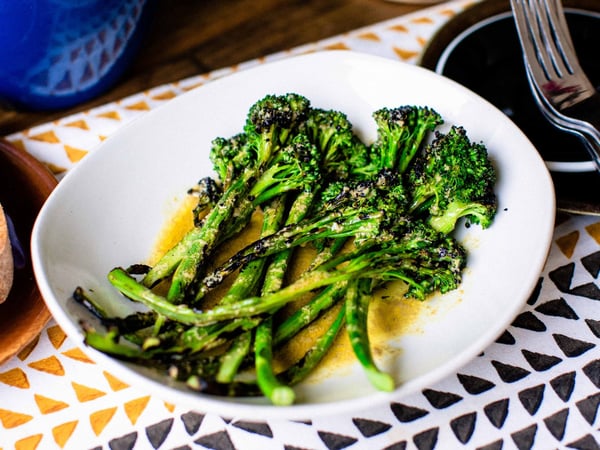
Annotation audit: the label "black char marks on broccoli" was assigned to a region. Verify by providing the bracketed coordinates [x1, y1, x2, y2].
[408, 125, 497, 235]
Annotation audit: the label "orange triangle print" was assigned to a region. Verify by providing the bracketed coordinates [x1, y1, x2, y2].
[388, 24, 409, 33]
[64, 144, 88, 163]
[52, 420, 78, 448]
[72, 382, 106, 402]
[97, 110, 121, 121]
[90, 406, 117, 436]
[585, 221, 600, 244]
[164, 402, 175, 413]
[34, 394, 69, 414]
[62, 347, 94, 364]
[103, 371, 129, 391]
[556, 230, 579, 259]
[8, 139, 26, 152]
[124, 396, 151, 424]
[46, 162, 67, 175]
[30, 130, 60, 144]
[0, 368, 30, 388]
[28, 356, 65, 376]
[392, 47, 419, 60]
[18, 336, 39, 360]
[0, 408, 33, 428]
[15, 434, 43, 450]
[125, 100, 150, 111]
[65, 119, 90, 130]
[47, 325, 67, 349]
[410, 16, 434, 25]
[324, 42, 350, 51]
[358, 32, 380, 42]
[152, 90, 177, 101]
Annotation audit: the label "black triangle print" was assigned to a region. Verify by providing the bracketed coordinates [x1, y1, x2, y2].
[491, 360, 531, 383]
[521, 349, 562, 371]
[456, 373, 495, 395]
[582, 359, 600, 388]
[172, 446, 192, 450]
[575, 392, 600, 425]
[232, 420, 273, 438]
[390, 402, 429, 423]
[382, 442, 407, 450]
[477, 439, 503, 450]
[352, 418, 392, 437]
[569, 282, 600, 300]
[318, 430, 358, 449]
[511, 311, 546, 332]
[510, 424, 537, 450]
[412, 427, 438, 450]
[484, 398, 509, 428]
[553, 333, 596, 357]
[292, 419, 312, 425]
[495, 330, 516, 345]
[565, 434, 600, 450]
[581, 251, 600, 277]
[549, 263, 600, 299]
[586, 319, 600, 338]
[195, 430, 235, 450]
[518, 384, 545, 415]
[534, 298, 579, 319]
[550, 371, 576, 402]
[108, 432, 138, 450]
[549, 263, 575, 292]
[526, 278, 543, 306]
[422, 389, 463, 409]
[543, 408, 569, 441]
[449, 412, 476, 444]
[181, 411, 204, 435]
[145, 418, 173, 449]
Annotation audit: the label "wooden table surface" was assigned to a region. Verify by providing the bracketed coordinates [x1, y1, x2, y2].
[0, 0, 430, 136]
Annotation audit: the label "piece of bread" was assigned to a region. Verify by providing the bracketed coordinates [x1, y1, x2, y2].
[0, 203, 14, 303]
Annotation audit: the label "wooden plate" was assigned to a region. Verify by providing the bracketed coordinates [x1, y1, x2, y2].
[0, 140, 57, 365]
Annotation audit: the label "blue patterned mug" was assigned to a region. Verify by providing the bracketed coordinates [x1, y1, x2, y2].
[0, 0, 155, 110]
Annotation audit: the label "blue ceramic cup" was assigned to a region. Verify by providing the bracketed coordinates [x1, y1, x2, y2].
[0, 0, 155, 110]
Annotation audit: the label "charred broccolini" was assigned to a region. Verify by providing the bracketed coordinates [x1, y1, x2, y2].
[74, 93, 497, 406]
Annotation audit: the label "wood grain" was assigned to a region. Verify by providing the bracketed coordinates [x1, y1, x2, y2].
[0, 0, 424, 135]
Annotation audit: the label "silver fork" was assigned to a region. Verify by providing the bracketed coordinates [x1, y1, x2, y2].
[510, 0, 600, 168]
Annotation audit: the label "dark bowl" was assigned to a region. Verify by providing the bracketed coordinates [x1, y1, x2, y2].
[0, 140, 57, 365]
[420, 0, 600, 214]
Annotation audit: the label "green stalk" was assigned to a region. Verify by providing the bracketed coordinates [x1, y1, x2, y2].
[279, 302, 346, 385]
[273, 281, 347, 346]
[254, 317, 295, 405]
[216, 330, 253, 383]
[345, 278, 394, 392]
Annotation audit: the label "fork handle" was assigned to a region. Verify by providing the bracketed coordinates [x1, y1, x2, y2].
[563, 93, 600, 144]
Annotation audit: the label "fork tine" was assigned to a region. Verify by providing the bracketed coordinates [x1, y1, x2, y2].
[510, 0, 549, 86]
[544, 0, 579, 71]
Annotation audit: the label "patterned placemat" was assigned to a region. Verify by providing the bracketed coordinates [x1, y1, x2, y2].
[2, 1, 599, 449]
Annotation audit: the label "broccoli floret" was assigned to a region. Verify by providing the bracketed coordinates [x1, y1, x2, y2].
[363, 105, 443, 176]
[244, 93, 311, 167]
[304, 108, 369, 180]
[209, 133, 250, 189]
[248, 133, 322, 205]
[408, 125, 497, 235]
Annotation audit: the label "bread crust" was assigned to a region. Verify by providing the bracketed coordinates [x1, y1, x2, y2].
[0, 203, 14, 303]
